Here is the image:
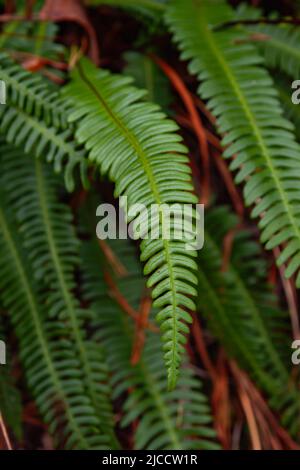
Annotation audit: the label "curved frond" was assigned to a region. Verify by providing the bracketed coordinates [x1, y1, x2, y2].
[0, 20, 65, 82]
[197, 207, 300, 436]
[0, 143, 118, 449]
[0, 52, 65, 126]
[63, 58, 199, 389]
[166, 0, 300, 287]
[123, 51, 172, 111]
[0, 53, 88, 191]
[0, 200, 112, 449]
[248, 23, 300, 78]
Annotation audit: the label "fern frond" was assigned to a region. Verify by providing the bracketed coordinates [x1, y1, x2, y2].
[0, 200, 112, 449]
[166, 0, 300, 287]
[199, 208, 289, 384]
[0, 52, 65, 126]
[82, 237, 219, 450]
[0, 20, 65, 63]
[0, 143, 118, 449]
[197, 206, 300, 436]
[63, 58, 199, 389]
[0, 54, 87, 191]
[248, 23, 300, 78]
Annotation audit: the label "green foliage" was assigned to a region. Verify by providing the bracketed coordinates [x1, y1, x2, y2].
[0, 143, 117, 449]
[0, 20, 64, 59]
[82, 237, 219, 450]
[0, 20, 66, 84]
[63, 58, 199, 389]
[166, 0, 300, 287]
[197, 207, 300, 436]
[123, 51, 172, 112]
[247, 24, 300, 78]
[0, 53, 88, 191]
[1, 0, 300, 450]
[0, 203, 110, 449]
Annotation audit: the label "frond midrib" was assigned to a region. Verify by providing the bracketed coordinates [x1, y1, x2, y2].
[0, 65, 57, 115]
[76, 63, 179, 387]
[260, 35, 300, 61]
[198, 268, 276, 392]
[34, 159, 102, 417]
[1, 105, 80, 163]
[202, 23, 300, 251]
[231, 265, 288, 381]
[0, 207, 89, 448]
[200, 19, 300, 250]
[199, 231, 287, 391]
[139, 362, 182, 449]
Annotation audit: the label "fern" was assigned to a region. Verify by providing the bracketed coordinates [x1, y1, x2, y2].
[198, 209, 286, 372]
[0, 142, 118, 449]
[166, 0, 300, 287]
[63, 58, 199, 389]
[0, 53, 65, 125]
[231, 4, 300, 81]
[81, 236, 219, 450]
[0, 53, 88, 191]
[247, 23, 300, 79]
[197, 207, 300, 436]
[0, 1, 66, 84]
[0, 199, 113, 449]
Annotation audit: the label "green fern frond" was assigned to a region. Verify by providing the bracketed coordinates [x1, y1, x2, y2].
[247, 23, 300, 78]
[0, 199, 113, 449]
[0, 20, 65, 62]
[81, 237, 219, 450]
[0, 143, 118, 448]
[199, 207, 289, 384]
[63, 58, 199, 389]
[166, 0, 300, 287]
[0, 52, 65, 126]
[197, 206, 300, 436]
[0, 54, 88, 190]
